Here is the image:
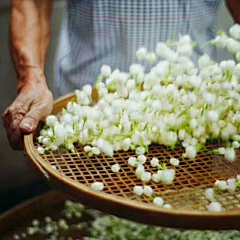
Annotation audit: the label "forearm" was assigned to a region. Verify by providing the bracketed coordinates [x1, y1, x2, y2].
[226, 0, 240, 23]
[10, 0, 53, 90]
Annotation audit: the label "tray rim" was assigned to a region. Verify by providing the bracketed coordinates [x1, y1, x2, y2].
[24, 92, 240, 230]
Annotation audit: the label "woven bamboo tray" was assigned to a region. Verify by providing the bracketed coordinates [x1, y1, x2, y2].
[24, 91, 240, 230]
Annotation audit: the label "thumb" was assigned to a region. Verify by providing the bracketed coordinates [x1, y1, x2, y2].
[19, 107, 42, 133]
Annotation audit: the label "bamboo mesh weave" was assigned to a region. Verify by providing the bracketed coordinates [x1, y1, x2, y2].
[25, 93, 240, 229]
[34, 141, 240, 212]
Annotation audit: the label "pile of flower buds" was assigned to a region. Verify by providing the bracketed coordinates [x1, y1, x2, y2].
[38, 24, 240, 162]
[13, 200, 240, 240]
[36, 24, 240, 211]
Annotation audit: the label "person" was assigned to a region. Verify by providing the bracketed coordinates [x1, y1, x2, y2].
[2, 0, 240, 150]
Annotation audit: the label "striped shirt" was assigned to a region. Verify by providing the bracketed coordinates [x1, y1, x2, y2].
[54, 0, 221, 97]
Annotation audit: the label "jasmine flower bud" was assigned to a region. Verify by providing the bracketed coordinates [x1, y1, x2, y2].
[207, 110, 219, 122]
[207, 202, 223, 212]
[136, 47, 148, 60]
[135, 165, 145, 178]
[92, 147, 101, 155]
[185, 145, 196, 159]
[227, 178, 236, 192]
[91, 182, 104, 191]
[205, 188, 215, 201]
[146, 52, 157, 64]
[135, 146, 146, 155]
[141, 171, 151, 182]
[37, 147, 45, 155]
[153, 197, 164, 207]
[143, 186, 153, 197]
[111, 164, 120, 173]
[224, 148, 236, 162]
[163, 204, 172, 209]
[46, 115, 58, 127]
[170, 158, 179, 166]
[161, 169, 175, 185]
[214, 180, 228, 191]
[84, 145, 92, 152]
[229, 24, 240, 39]
[133, 186, 144, 196]
[151, 158, 159, 167]
[218, 147, 226, 155]
[128, 157, 137, 167]
[101, 65, 111, 77]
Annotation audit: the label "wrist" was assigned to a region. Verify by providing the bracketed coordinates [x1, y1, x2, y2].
[17, 66, 47, 93]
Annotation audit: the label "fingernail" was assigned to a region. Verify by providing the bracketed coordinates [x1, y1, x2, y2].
[21, 122, 32, 131]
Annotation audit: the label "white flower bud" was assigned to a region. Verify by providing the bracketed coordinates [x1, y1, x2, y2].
[227, 38, 240, 53]
[229, 24, 240, 39]
[133, 186, 144, 196]
[49, 143, 58, 151]
[46, 115, 58, 127]
[152, 173, 162, 183]
[207, 202, 223, 212]
[126, 79, 136, 91]
[213, 33, 229, 48]
[163, 204, 172, 209]
[153, 197, 164, 207]
[92, 147, 101, 155]
[185, 145, 196, 159]
[233, 63, 240, 77]
[84, 145, 92, 152]
[207, 110, 219, 122]
[83, 84, 92, 96]
[135, 146, 146, 155]
[37, 147, 45, 155]
[205, 188, 215, 201]
[111, 164, 120, 173]
[128, 157, 137, 167]
[218, 147, 226, 155]
[227, 178, 236, 192]
[38, 136, 44, 143]
[143, 186, 153, 197]
[178, 129, 186, 140]
[129, 64, 144, 76]
[136, 47, 148, 60]
[224, 148, 235, 162]
[214, 180, 228, 191]
[151, 158, 159, 167]
[161, 169, 175, 185]
[232, 141, 240, 149]
[141, 171, 151, 182]
[170, 158, 179, 166]
[146, 52, 157, 64]
[236, 51, 240, 62]
[137, 155, 147, 164]
[42, 137, 51, 146]
[101, 65, 111, 77]
[135, 165, 145, 178]
[91, 182, 104, 191]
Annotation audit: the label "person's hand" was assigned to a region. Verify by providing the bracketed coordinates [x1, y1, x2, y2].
[2, 80, 53, 150]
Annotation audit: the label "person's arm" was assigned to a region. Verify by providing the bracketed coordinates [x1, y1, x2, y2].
[226, 0, 240, 23]
[2, 0, 54, 150]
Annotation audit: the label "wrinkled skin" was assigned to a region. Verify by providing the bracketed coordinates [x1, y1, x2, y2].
[3, 0, 54, 150]
[2, 80, 53, 150]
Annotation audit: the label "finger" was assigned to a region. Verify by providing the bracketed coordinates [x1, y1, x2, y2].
[6, 127, 24, 150]
[2, 106, 25, 150]
[19, 107, 42, 133]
